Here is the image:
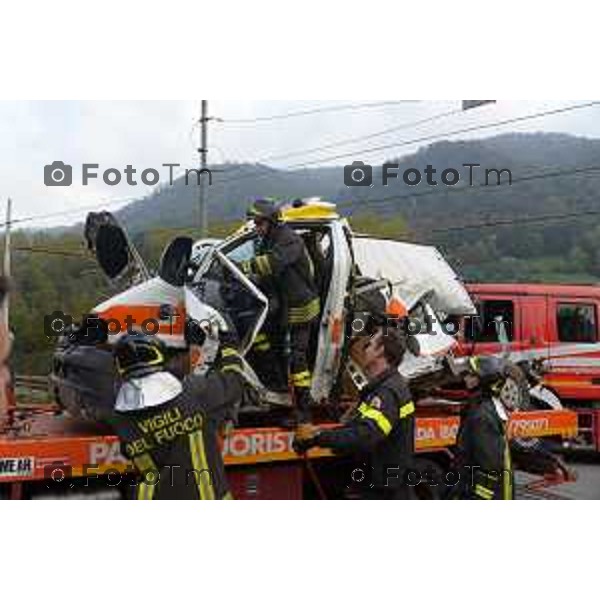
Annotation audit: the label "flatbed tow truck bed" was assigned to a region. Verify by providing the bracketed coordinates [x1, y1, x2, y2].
[0, 404, 578, 499]
[0, 406, 577, 499]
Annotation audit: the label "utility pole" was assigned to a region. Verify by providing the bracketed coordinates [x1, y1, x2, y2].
[2, 198, 11, 325]
[198, 100, 209, 237]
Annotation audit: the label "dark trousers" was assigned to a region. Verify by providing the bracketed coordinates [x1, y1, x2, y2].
[248, 323, 288, 391]
[289, 322, 314, 422]
[248, 319, 315, 421]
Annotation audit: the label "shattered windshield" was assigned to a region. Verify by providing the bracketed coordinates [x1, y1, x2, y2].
[189, 251, 266, 351]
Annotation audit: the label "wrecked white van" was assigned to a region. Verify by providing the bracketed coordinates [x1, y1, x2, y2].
[51, 199, 477, 419]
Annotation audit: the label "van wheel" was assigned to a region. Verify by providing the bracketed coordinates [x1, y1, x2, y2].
[502, 376, 529, 410]
[502, 363, 532, 411]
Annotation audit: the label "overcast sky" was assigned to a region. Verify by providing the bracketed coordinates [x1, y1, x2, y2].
[1, 100, 599, 228]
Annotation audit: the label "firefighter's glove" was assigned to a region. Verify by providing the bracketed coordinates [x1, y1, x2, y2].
[293, 424, 321, 454]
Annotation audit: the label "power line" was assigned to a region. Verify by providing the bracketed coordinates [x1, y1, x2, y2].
[233, 108, 464, 166]
[222, 101, 420, 124]
[205, 102, 481, 173]
[430, 205, 600, 235]
[13, 246, 90, 258]
[9, 196, 138, 227]
[276, 101, 600, 170]
[336, 163, 600, 213]
[213, 105, 456, 178]
[212, 101, 600, 188]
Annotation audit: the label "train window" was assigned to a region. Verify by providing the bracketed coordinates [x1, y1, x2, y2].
[464, 299, 514, 342]
[557, 303, 597, 343]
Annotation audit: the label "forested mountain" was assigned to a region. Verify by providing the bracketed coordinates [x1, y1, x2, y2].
[116, 164, 345, 232]
[6, 131, 600, 373]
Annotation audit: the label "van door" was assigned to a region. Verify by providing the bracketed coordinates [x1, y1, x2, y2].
[84, 211, 149, 285]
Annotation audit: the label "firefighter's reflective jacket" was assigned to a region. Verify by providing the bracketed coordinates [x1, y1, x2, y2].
[317, 368, 415, 493]
[452, 397, 514, 500]
[110, 354, 244, 500]
[244, 223, 320, 325]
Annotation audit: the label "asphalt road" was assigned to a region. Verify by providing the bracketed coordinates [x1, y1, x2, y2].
[517, 455, 600, 499]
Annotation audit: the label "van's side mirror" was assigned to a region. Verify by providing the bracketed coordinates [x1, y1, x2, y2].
[159, 237, 193, 287]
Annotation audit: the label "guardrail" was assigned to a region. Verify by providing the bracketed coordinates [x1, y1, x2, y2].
[13, 374, 51, 404]
[14, 375, 49, 391]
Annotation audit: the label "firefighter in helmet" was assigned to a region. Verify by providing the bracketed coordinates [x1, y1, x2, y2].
[109, 326, 245, 500]
[240, 197, 320, 425]
[450, 356, 516, 500]
[293, 324, 416, 499]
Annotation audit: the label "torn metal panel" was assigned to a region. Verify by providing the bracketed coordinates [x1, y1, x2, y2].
[352, 236, 476, 316]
